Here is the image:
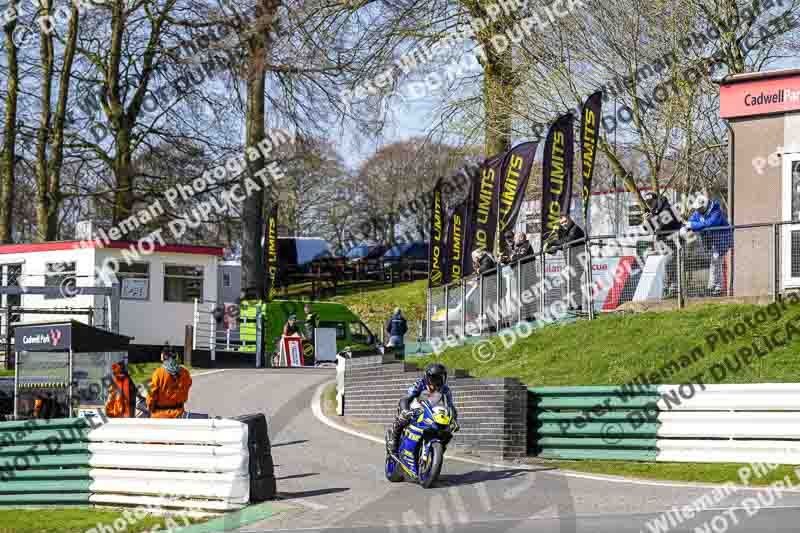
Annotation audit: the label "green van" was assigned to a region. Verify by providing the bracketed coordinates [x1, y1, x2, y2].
[238, 299, 377, 363]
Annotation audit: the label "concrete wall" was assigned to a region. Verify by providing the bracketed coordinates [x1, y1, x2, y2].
[343, 355, 528, 459]
[731, 115, 785, 297]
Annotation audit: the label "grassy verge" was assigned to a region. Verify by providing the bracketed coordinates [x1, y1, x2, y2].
[415, 302, 800, 385]
[554, 461, 800, 487]
[0, 369, 13, 377]
[0, 508, 193, 533]
[332, 279, 426, 338]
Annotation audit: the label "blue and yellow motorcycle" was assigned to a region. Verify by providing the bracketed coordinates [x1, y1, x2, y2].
[384, 392, 456, 488]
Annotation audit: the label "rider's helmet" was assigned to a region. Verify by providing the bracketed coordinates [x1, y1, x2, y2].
[424, 363, 448, 390]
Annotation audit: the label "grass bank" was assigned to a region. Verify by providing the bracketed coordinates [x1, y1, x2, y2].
[332, 280, 427, 338]
[415, 301, 800, 385]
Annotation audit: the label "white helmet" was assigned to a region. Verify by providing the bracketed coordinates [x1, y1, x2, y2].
[694, 194, 709, 210]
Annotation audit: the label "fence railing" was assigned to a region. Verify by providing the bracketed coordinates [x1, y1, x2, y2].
[426, 221, 795, 342]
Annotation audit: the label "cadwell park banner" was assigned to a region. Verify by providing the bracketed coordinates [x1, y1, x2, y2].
[264, 203, 279, 301]
[540, 113, 575, 249]
[427, 179, 446, 288]
[497, 141, 538, 257]
[462, 154, 504, 276]
[580, 91, 602, 229]
[445, 199, 467, 284]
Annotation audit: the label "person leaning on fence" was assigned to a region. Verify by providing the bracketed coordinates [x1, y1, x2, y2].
[544, 215, 586, 311]
[510, 232, 534, 261]
[105, 361, 137, 418]
[146, 348, 192, 419]
[644, 192, 683, 297]
[471, 249, 497, 274]
[682, 194, 732, 297]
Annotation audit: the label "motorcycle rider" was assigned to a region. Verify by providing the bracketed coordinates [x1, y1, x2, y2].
[387, 362, 459, 454]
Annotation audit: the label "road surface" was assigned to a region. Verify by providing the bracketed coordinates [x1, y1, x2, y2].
[189, 369, 800, 533]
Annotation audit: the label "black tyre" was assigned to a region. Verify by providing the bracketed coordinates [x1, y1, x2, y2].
[420, 442, 444, 489]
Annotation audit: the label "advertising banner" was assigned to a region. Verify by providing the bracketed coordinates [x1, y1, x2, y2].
[445, 200, 467, 284]
[264, 203, 279, 301]
[498, 141, 538, 256]
[463, 154, 504, 276]
[428, 180, 446, 288]
[540, 113, 575, 250]
[580, 91, 602, 228]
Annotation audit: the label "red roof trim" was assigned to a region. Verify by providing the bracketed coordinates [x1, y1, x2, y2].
[0, 241, 224, 256]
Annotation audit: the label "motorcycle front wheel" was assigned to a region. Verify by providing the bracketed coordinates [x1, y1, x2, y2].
[385, 454, 403, 482]
[419, 442, 444, 488]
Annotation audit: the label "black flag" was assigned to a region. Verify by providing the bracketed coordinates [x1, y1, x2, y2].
[540, 113, 575, 250]
[498, 141, 538, 256]
[427, 180, 446, 288]
[580, 91, 602, 228]
[463, 154, 504, 276]
[264, 203, 279, 301]
[444, 200, 467, 284]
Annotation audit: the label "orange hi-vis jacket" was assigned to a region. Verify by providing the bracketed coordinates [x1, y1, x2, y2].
[146, 366, 192, 418]
[105, 373, 135, 418]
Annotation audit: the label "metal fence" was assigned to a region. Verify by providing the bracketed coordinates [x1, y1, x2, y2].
[426, 222, 792, 342]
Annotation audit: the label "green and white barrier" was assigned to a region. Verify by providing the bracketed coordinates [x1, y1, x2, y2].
[529, 383, 800, 463]
[0, 417, 250, 510]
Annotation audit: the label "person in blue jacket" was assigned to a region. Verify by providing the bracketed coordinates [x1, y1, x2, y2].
[386, 363, 459, 453]
[385, 307, 408, 348]
[683, 194, 732, 296]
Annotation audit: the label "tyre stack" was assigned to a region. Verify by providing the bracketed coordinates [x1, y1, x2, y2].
[233, 413, 277, 501]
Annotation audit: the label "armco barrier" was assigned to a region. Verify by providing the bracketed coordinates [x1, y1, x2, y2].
[529, 386, 661, 460]
[0, 417, 92, 505]
[0, 415, 274, 510]
[529, 383, 800, 464]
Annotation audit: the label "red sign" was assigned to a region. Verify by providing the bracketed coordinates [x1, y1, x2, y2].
[281, 336, 305, 367]
[720, 75, 800, 119]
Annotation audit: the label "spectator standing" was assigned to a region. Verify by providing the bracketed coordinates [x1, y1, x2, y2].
[545, 215, 586, 311]
[644, 192, 683, 297]
[386, 308, 408, 348]
[304, 304, 319, 342]
[282, 314, 304, 338]
[684, 195, 732, 296]
[105, 362, 137, 418]
[146, 350, 192, 419]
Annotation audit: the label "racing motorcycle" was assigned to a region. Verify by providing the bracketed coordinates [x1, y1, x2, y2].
[384, 391, 456, 488]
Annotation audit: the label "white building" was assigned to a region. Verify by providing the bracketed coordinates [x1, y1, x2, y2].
[0, 240, 223, 348]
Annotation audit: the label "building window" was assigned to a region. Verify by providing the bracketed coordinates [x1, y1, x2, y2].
[223, 272, 232, 288]
[118, 263, 150, 300]
[164, 265, 204, 303]
[45, 261, 76, 299]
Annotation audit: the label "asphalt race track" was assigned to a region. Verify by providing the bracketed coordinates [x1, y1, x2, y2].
[189, 369, 800, 533]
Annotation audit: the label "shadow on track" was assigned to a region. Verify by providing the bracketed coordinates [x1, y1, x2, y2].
[278, 487, 351, 499]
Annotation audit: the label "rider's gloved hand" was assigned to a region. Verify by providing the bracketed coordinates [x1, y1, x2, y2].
[400, 408, 414, 420]
[450, 419, 460, 433]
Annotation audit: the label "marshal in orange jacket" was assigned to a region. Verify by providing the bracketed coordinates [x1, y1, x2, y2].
[146, 366, 192, 418]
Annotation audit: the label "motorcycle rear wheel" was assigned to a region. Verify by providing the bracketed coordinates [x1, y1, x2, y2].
[420, 442, 444, 488]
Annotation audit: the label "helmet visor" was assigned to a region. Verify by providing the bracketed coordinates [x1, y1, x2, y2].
[427, 373, 445, 389]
